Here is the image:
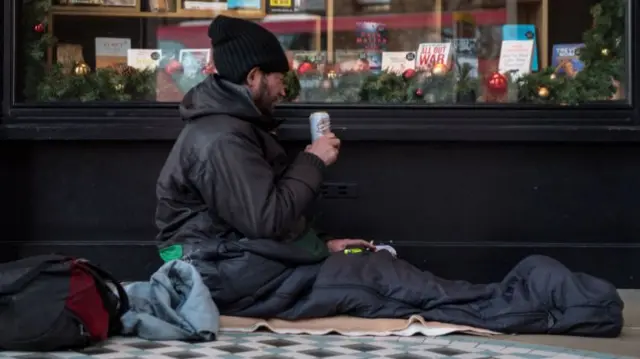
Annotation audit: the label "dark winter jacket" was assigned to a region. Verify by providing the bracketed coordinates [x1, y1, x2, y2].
[155, 75, 327, 254]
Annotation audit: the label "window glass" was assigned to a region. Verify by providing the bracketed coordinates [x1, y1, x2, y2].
[18, 0, 629, 105]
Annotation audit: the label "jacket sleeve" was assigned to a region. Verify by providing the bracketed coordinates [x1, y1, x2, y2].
[196, 132, 326, 239]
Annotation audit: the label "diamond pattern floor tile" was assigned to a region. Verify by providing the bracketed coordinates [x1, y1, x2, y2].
[0, 333, 630, 359]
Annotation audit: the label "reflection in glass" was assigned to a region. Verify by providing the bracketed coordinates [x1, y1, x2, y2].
[19, 0, 628, 105]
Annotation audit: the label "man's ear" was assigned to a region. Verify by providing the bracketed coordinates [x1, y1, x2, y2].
[246, 67, 261, 87]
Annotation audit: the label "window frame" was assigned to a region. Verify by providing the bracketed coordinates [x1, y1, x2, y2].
[2, 0, 640, 142]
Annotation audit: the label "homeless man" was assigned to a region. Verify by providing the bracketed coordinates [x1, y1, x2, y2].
[154, 15, 624, 337]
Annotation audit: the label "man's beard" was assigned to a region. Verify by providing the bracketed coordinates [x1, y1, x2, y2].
[256, 76, 274, 116]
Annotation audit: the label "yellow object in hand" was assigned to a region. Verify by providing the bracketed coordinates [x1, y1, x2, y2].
[344, 248, 363, 255]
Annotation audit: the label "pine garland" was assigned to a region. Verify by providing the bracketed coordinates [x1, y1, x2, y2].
[24, 0, 155, 102]
[309, 0, 626, 105]
[36, 64, 156, 102]
[284, 70, 301, 101]
[23, 0, 624, 105]
[23, 0, 56, 100]
[516, 0, 625, 105]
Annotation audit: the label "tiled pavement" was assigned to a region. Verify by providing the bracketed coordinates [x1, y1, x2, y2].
[0, 332, 635, 359]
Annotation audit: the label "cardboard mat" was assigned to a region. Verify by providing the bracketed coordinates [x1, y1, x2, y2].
[220, 315, 498, 337]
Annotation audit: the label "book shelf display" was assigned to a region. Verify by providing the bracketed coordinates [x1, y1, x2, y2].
[50, 0, 266, 19]
[24, 0, 622, 105]
[44, 0, 266, 73]
[25, 0, 270, 102]
[307, 0, 550, 103]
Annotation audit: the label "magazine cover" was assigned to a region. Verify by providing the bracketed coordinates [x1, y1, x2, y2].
[335, 50, 363, 73]
[443, 27, 477, 78]
[448, 12, 478, 78]
[127, 49, 162, 70]
[355, 21, 388, 51]
[355, 21, 387, 74]
[415, 42, 452, 71]
[502, 24, 539, 72]
[95, 37, 131, 69]
[381, 52, 416, 74]
[179, 48, 211, 78]
[453, 39, 478, 78]
[498, 40, 535, 78]
[551, 43, 585, 77]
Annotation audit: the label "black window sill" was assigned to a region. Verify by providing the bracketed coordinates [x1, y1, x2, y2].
[1, 104, 638, 141]
[4, 120, 640, 142]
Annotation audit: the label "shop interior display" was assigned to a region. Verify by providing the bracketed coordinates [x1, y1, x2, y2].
[305, 0, 624, 105]
[22, 0, 624, 104]
[511, 0, 624, 104]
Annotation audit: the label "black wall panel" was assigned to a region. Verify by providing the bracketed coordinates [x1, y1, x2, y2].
[1, 140, 637, 286]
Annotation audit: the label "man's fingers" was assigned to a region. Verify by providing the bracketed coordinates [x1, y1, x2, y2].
[345, 239, 376, 249]
[324, 132, 337, 139]
[328, 138, 341, 148]
[361, 240, 376, 249]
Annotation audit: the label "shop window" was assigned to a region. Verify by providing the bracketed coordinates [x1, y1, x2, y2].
[16, 0, 629, 106]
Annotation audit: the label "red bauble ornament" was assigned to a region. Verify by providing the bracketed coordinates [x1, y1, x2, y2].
[34, 23, 45, 33]
[165, 59, 183, 75]
[415, 88, 423, 96]
[297, 61, 314, 75]
[402, 68, 416, 80]
[486, 72, 508, 95]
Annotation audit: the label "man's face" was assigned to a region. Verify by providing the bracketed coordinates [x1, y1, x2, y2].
[247, 69, 286, 116]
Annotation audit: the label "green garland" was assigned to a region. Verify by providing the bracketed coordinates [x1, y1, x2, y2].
[24, 0, 300, 102]
[24, 0, 623, 105]
[23, 0, 56, 101]
[517, 0, 625, 104]
[36, 64, 157, 102]
[24, 0, 156, 102]
[301, 0, 625, 105]
[284, 70, 301, 101]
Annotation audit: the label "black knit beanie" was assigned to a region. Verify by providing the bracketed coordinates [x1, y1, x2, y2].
[208, 15, 290, 84]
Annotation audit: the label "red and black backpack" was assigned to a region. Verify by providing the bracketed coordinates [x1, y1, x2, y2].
[0, 255, 129, 351]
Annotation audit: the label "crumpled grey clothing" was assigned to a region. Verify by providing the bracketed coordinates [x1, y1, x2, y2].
[121, 260, 219, 341]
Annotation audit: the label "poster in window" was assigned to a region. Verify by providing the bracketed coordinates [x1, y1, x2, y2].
[355, 22, 387, 74]
[381, 52, 416, 74]
[179, 49, 212, 78]
[355, 21, 388, 52]
[415, 43, 452, 72]
[502, 25, 539, 72]
[551, 44, 585, 78]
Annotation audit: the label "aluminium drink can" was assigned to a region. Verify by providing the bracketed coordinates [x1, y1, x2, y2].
[309, 111, 331, 141]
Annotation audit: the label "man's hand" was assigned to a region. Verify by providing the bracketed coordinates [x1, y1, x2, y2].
[305, 132, 341, 166]
[327, 239, 376, 253]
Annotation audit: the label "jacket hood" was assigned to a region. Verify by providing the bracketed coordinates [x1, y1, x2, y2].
[179, 75, 282, 131]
